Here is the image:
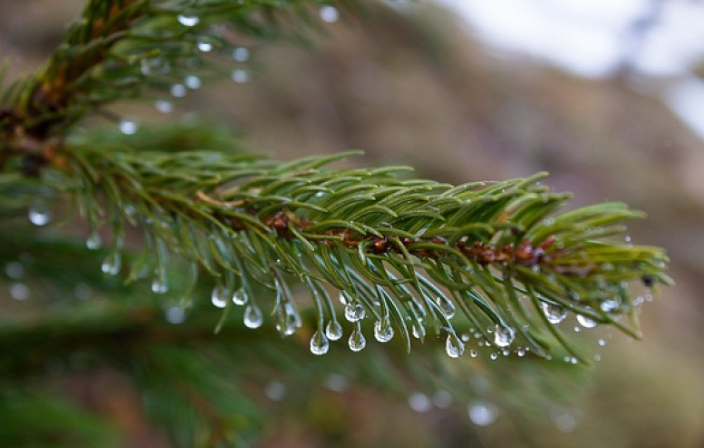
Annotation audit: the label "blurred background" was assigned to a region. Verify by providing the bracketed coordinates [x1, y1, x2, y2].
[2, 0, 704, 447]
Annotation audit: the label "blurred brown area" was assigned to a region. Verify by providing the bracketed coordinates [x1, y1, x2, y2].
[3, 1, 704, 447]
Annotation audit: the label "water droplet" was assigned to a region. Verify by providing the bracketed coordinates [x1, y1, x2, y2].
[433, 390, 452, 409]
[232, 288, 248, 305]
[232, 69, 250, 83]
[324, 374, 348, 392]
[197, 40, 212, 52]
[338, 292, 348, 305]
[408, 393, 432, 413]
[151, 276, 168, 294]
[244, 304, 263, 328]
[576, 314, 597, 329]
[9, 283, 29, 300]
[277, 302, 301, 336]
[101, 252, 121, 275]
[445, 334, 465, 358]
[185, 75, 201, 89]
[177, 15, 199, 27]
[436, 297, 456, 319]
[165, 306, 186, 324]
[211, 286, 228, 308]
[470, 349, 478, 358]
[170, 84, 187, 97]
[119, 120, 138, 135]
[310, 331, 329, 355]
[468, 402, 498, 426]
[600, 299, 620, 312]
[517, 347, 526, 357]
[233, 46, 250, 62]
[540, 302, 567, 324]
[28, 201, 51, 226]
[265, 381, 286, 401]
[319, 5, 340, 22]
[598, 338, 606, 347]
[461, 333, 470, 342]
[373, 319, 394, 342]
[4, 261, 24, 279]
[155, 99, 174, 114]
[573, 326, 581, 333]
[594, 353, 602, 362]
[348, 329, 366, 352]
[490, 352, 498, 360]
[344, 302, 366, 322]
[325, 320, 343, 340]
[412, 322, 425, 339]
[493, 325, 515, 347]
[86, 231, 102, 250]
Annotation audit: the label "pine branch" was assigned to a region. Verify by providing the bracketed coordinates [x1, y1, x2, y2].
[13, 123, 664, 363]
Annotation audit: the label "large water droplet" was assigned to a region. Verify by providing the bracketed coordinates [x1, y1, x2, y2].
[119, 120, 138, 135]
[310, 331, 329, 355]
[540, 302, 567, 324]
[436, 297, 456, 319]
[165, 306, 186, 324]
[101, 252, 121, 275]
[9, 283, 30, 300]
[373, 319, 394, 342]
[211, 286, 228, 308]
[493, 325, 515, 347]
[468, 402, 498, 426]
[232, 47, 250, 62]
[232, 69, 250, 83]
[319, 5, 340, 23]
[28, 202, 51, 226]
[576, 314, 598, 329]
[232, 288, 248, 305]
[348, 329, 366, 352]
[325, 320, 343, 340]
[177, 15, 199, 27]
[408, 393, 432, 413]
[277, 303, 301, 336]
[344, 302, 366, 322]
[445, 334, 465, 358]
[244, 304, 263, 328]
[86, 231, 102, 250]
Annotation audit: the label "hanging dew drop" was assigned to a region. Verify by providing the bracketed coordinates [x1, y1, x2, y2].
[101, 252, 121, 276]
[28, 201, 51, 226]
[184, 75, 201, 89]
[445, 334, 465, 358]
[243, 304, 263, 329]
[319, 5, 340, 23]
[338, 292, 348, 305]
[119, 120, 138, 135]
[493, 325, 515, 347]
[468, 402, 498, 426]
[344, 302, 365, 322]
[348, 329, 366, 352]
[86, 231, 102, 250]
[325, 320, 343, 341]
[232, 288, 248, 305]
[155, 99, 174, 114]
[436, 297, 456, 319]
[232, 69, 250, 83]
[310, 331, 329, 355]
[373, 319, 394, 343]
[412, 322, 425, 339]
[233, 46, 250, 62]
[151, 276, 168, 294]
[576, 314, 598, 329]
[600, 299, 620, 312]
[210, 286, 228, 308]
[170, 84, 187, 98]
[540, 302, 567, 324]
[177, 15, 199, 26]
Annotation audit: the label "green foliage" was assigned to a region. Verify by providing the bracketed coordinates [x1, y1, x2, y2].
[0, 0, 672, 446]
